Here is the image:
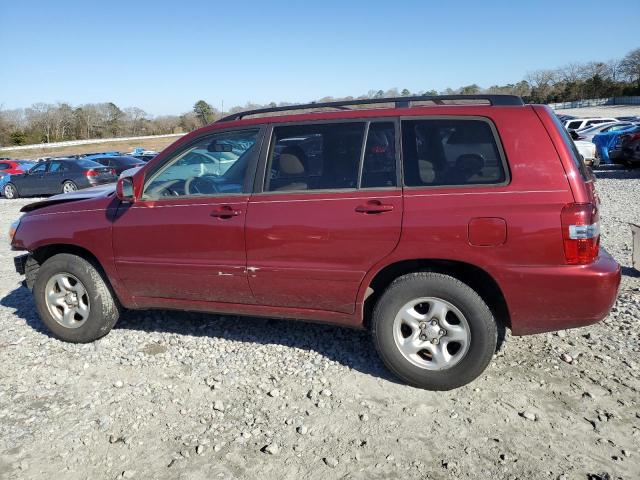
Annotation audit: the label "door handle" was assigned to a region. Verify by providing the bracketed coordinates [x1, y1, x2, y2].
[210, 206, 241, 219]
[355, 200, 394, 214]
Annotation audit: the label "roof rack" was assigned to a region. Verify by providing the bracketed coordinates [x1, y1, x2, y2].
[217, 94, 524, 122]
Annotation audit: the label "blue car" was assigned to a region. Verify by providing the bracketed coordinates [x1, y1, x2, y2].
[593, 125, 640, 165]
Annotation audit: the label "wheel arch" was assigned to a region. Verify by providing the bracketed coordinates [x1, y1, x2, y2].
[363, 259, 511, 332]
[29, 243, 114, 294]
[4, 182, 19, 195]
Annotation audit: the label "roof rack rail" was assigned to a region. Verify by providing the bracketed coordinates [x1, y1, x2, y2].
[217, 94, 524, 122]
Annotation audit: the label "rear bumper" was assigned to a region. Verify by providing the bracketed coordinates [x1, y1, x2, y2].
[88, 178, 117, 186]
[495, 249, 621, 335]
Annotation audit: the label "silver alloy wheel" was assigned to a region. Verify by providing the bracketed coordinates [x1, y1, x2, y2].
[62, 181, 77, 193]
[4, 184, 16, 199]
[44, 273, 90, 328]
[393, 297, 471, 371]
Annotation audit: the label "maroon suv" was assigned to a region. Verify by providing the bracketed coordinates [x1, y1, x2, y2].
[10, 95, 621, 390]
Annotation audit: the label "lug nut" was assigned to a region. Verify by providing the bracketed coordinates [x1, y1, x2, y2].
[419, 334, 427, 341]
[419, 323, 427, 330]
[431, 338, 439, 345]
[439, 329, 445, 336]
[430, 320, 438, 326]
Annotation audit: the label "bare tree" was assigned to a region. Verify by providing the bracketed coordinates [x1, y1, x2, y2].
[620, 48, 640, 86]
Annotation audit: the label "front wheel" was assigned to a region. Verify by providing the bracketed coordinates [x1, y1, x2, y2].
[3, 183, 19, 199]
[372, 272, 497, 390]
[62, 180, 78, 194]
[33, 254, 120, 343]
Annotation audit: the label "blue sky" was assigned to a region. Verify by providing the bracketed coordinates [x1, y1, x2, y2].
[1, 0, 638, 116]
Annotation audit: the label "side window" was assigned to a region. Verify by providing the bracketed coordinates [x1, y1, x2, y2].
[361, 122, 397, 188]
[30, 163, 47, 174]
[48, 162, 62, 173]
[143, 129, 259, 199]
[567, 121, 582, 130]
[0, 164, 8, 171]
[401, 119, 507, 187]
[265, 122, 365, 192]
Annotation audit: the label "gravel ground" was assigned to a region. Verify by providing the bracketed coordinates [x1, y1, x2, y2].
[0, 169, 639, 480]
[552, 105, 640, 119]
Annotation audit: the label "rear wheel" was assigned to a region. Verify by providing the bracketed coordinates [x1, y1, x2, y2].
[62, 180, 77, 194]
[3, 183, 18, 199]
[33, 254, 120, 343]
[372, 272, 497, 390]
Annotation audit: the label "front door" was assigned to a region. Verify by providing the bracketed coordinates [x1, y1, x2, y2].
[246, 120, 402, 314]
[112, 128, 263, 304]
[22, 162, 48, 195]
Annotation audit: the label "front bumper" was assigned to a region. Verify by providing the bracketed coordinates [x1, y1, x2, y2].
[14, 253, 28, 275]
[494, 249, 621, 335]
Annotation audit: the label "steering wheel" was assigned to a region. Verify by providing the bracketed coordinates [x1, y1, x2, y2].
[184, 176, 220, 195]
[147, 180, 181, 197]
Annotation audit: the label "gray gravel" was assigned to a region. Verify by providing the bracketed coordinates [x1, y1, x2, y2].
[1, 169, 639, 479]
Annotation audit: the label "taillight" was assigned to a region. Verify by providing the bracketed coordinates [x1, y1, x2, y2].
[561, 203, 600, 265]
[86, 169, 98, 178]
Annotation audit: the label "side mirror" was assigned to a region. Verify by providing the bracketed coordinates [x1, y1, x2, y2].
[116, 176, 136, 203]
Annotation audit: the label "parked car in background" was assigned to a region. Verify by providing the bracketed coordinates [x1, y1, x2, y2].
[574, 140, 598, 167]
[621, 129, 640, 165]
[125, 148, 158, 162]
[593, 125, 640, 165]
[9, 95, 620, 391]
[574, 122, 635, 142]
[616, 116, 640, 122]
[565, 117, 618, 131]
[556, 114, 576, 122]
[84, 155, 146, 175]
[0, 159, 37, 175]
[2, 158, 117, 199]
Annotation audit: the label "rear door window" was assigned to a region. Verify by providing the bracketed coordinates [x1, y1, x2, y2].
[265, 123, 365, 192]
[567, 121, 582, 130]
[48, 162, 63, 173]
[401, 118, 507, 187]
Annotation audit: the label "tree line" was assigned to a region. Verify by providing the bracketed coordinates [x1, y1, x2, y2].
[1, 48, 638, 147]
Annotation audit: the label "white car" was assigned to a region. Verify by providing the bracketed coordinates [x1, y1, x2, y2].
[575, 122, 635, 141]
[574, 140, 598, 167]
[564, 117, 618, 131]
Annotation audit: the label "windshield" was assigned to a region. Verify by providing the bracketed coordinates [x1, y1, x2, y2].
[112, 156, 143, 166]
[75, 159, 104, 168]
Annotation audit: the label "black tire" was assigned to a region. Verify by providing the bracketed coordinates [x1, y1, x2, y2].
[372, 272, 497, 390]
[33, 254, 120, 343]
[62, 180, 78, 194]
[3, 183, 19, 199]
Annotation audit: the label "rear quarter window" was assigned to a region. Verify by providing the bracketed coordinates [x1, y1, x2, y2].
[550, 113, 590, 181]
[401, 118, 507, 187]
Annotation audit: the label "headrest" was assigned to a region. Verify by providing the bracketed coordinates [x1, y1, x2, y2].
[279, 146, 306, 175]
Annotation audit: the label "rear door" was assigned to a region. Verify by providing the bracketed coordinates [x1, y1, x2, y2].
[245, 120, 402, 314]
[112, 127, 263, 304]
[45, 161, 65, 193]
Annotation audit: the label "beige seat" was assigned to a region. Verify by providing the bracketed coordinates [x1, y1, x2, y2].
[275, 147, 308, 191]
